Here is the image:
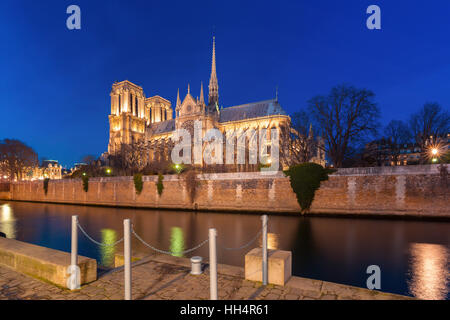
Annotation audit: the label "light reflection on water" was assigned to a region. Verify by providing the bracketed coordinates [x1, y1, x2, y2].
[99, 229, 118, 267]
[170, 227, 185, 257]
[0, 204, 17, 239]
[258, 232, 279, 250]
[407, 243, 449, 300]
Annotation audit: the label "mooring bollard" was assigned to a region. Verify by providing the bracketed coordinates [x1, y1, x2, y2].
[124, 219, 131, 300]
[209, 228, 218, 300]
[71, 215, 78, 267]
[190, 256, 203, 275]
[262, 215, 268, 285]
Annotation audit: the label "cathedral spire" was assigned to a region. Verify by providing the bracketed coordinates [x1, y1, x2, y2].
[208, 36, 219, 106]
[200, 81, 205, 104]
[187, 83, 190, 95]
[176, 88, 181, 108]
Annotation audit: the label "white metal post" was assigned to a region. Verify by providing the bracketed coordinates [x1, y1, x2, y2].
[124, 219, 132, 300]
[209, 228, 218, 300]
[262, 215, 268, 285]
[71, 215, 78, 267]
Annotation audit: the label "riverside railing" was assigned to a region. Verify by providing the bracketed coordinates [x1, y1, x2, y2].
[70, 214, 269, 300]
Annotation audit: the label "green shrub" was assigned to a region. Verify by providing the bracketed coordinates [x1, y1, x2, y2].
[82, 174, 89, 192]
[156, 174, 164, 196]
[134, 173, 143, 195]
[284, 163, 336, 214]
[43, 178, 50, 195]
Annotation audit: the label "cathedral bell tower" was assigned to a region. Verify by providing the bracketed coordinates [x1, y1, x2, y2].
[108, 81, 146, 155]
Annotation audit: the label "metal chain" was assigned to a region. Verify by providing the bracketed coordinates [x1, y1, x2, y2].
[77, 222, 124, 247]
[218, 221, 267, 251]
[131, 225, 209, 256]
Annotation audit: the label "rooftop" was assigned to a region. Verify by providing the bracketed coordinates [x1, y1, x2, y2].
[219, 99, 287, 123]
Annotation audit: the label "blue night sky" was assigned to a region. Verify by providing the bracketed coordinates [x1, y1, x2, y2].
[1, 0, 449, 167]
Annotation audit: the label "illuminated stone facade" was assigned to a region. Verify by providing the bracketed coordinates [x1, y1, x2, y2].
[22, 162, 62, 181]
[107, 37, 324, 170]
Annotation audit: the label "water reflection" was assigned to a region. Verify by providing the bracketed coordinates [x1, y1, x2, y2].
[258, 232, 279, 250]
[100, 229, 117, 267]
[407, 243, 449, 300]
[0, 204, 17, 239]
[170, 227, 185, 257]
[2, 200, 449, 299]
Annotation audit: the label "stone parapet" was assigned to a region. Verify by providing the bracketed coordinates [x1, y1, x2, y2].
[5, 165, 449, 217]
[0, 237, 97, 288]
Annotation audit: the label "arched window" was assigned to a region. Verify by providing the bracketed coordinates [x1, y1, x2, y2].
[118, 95, 121, 114]
[135, 96, 139, 116]
[129, 93, 133, 114]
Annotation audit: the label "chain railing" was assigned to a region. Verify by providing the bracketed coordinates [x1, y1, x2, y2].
[69, 214, 269, 301]
[77, 221, 124, 247]
[131, 224, 209, 256]
[218, 221, 266, 251]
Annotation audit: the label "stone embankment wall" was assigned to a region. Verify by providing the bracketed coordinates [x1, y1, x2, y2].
[1, 165, 448, 217]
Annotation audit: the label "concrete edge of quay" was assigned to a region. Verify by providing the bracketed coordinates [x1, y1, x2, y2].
[115, 251, 415, 300]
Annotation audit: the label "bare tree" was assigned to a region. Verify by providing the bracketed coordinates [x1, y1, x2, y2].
[308, 84, 380, 168]
[0, 139, 38, 181]
[279, 111, 319, 167]
[384, 120, 412, 164]
[81, 155, 97, 166]
[110, 141, 148, 175]
[409, 103, 450, 163]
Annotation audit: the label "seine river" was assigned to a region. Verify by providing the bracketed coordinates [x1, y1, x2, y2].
[0, 201, 449, 299]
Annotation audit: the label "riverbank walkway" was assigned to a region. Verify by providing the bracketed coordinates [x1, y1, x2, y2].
[0, 253, 412, 300]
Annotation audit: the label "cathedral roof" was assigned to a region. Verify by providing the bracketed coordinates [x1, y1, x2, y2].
[219, 99, 287, 123]
[147, 119, 175, 135]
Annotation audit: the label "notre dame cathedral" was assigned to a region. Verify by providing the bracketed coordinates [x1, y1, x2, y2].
[106, 37, 324, 171]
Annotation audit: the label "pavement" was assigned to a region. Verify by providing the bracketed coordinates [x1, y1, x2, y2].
[0, 253, 413, 300]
